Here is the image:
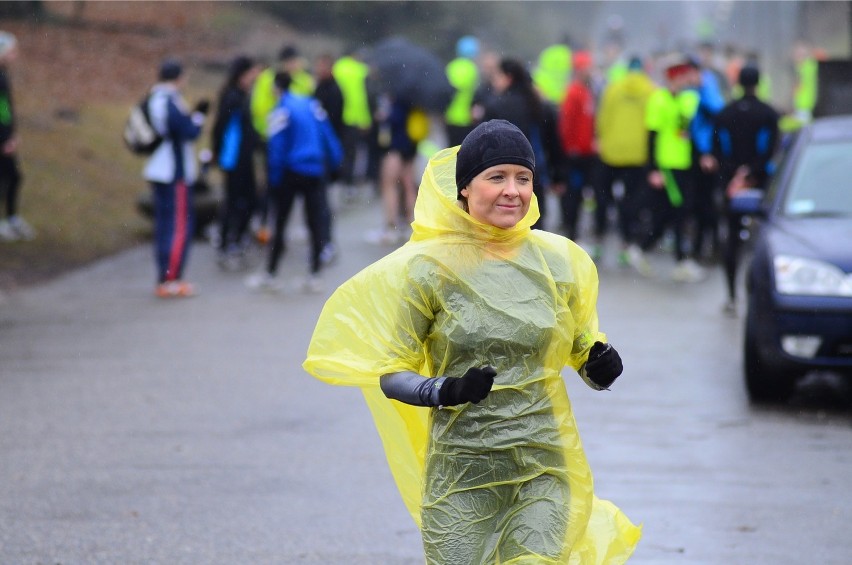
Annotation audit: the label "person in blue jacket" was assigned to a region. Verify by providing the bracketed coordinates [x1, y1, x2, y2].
[246, 71, 343, 293]
[144, 58, 209, 298]
[689, 56, 726, 262]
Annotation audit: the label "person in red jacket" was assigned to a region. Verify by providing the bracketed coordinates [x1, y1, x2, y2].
[557, 51, 604, 257]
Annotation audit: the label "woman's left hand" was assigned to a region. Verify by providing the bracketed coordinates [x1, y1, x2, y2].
[583, 342, 623, 390]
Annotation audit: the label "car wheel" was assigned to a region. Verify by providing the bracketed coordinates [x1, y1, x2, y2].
[744, 306, 796, 402]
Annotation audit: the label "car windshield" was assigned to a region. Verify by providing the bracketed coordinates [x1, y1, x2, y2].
[782, 139, 852, 217]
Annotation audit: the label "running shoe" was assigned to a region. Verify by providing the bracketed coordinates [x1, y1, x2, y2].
[8, 216, 35, 240]
[245, 271, 283, 293]
[0, 219, 18, 242]
[671, 259, 706, 283]
[303, 274, 326, 294]
[626, 245, 654, 277]
[155, 280, 197, 298]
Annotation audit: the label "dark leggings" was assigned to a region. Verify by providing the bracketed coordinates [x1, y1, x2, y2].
[0, 154, 21, 218]
[639, 169, 692, 262]
[723, 208, 745, 301]
[267, 172, 327, 276]
[595, 163, 646, 245]
[560, 155, 601, 241]
[219, 161, 256, 251]
[692, 167, 721, 258]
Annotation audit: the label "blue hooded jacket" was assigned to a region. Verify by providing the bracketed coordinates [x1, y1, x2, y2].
[690, 69, 726, 155]
[267, 92, 343, 187]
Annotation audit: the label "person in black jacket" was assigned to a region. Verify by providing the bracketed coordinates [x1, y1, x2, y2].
[311, 52, 344, 264]
[713, 66, 779, 315]
[312, 53, 344, 140]
[211, 55, 261, 270]
[0, 32, 34, 242]
[480, 58, 553, 230]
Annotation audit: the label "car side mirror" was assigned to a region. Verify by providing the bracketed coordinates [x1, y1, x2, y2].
[729, 188, 766, 217]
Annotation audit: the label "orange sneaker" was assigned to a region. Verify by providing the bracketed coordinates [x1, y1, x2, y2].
[255, 226, 271, 245]
[155, 280, 197, 298]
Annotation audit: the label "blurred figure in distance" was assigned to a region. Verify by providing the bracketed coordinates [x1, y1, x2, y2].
[0, 32, 35, 242]
[210, 55, 261, 271]
[144, 58, 209, 298]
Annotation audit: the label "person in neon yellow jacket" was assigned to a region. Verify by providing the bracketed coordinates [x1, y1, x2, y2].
[792, 40, 818, 122]
[533, 42, 572, 105]
[595, 56, 657, 265]
[304, 120, 641, 564]
[251, 44, 316, 141]
[332, 50, 373, 189]
[444, 35, 480, 147]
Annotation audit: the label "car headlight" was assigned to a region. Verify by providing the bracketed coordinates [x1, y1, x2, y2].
[774, 255, 852, 296]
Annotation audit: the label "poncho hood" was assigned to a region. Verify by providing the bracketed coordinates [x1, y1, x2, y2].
[410, 146, 540, 245]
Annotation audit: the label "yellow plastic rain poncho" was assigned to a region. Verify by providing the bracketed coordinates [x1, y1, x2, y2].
[303, 147, 641, 564]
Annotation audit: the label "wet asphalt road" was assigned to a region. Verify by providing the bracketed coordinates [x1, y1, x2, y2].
[1, 190, 851, 564]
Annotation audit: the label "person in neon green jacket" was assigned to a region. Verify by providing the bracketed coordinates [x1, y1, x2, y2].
[533, 42, 572, 105]
[250, 45, 316, 141]
[627, 57, 705, 283]
[332, 51, 373, 189]
[444, 35, 480, 147]
[304, 120, 641, 564]
[792, 40, 818, 122]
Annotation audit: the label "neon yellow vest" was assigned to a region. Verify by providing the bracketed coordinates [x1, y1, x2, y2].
[533, 44, 572, 105]
[333, 56, 372, 129]
[645, 88, 699, 170]
[444, 57, 478, 127]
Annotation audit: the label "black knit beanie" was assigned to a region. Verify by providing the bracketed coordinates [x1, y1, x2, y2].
[158, 58, 183, 81]
[455, 119, 535, 199]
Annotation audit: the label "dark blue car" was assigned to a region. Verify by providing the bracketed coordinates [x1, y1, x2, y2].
[734, 115, 852, 401]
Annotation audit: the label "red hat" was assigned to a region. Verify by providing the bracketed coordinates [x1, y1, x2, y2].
[665, 63, 693, 80]
[573, 51, 593, 71]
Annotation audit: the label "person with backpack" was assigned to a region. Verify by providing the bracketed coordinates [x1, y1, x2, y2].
[210, 55, 261, 271]
[245, 71, 342, 293]
[143, 58, 209, 298]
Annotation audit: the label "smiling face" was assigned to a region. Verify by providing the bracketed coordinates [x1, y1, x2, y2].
[460, 163, 534, 229]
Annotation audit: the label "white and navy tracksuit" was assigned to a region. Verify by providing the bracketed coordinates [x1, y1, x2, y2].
[143, 84, 204, 283]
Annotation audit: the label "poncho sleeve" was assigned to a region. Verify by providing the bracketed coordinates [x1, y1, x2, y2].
[303, 247, 435, 387]
[303, 246, 437, 521]
[535, 231, 606, 371]
[566, 237, 605, 370]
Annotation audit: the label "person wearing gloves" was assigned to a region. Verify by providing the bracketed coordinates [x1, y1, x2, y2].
[144, 58, 209, 298]
[304, 119, 640, 564]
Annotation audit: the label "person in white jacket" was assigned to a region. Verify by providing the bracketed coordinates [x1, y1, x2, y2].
[143, 58, 209, 298]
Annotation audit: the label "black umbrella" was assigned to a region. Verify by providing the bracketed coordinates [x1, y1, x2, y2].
[366, 37, 454, 112]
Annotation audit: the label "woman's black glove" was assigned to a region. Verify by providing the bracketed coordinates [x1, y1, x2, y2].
[438, 366, 496, 406]
[583, 342, 623, 390]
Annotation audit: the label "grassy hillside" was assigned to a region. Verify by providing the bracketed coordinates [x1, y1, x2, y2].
[0, 1, 299, 292]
